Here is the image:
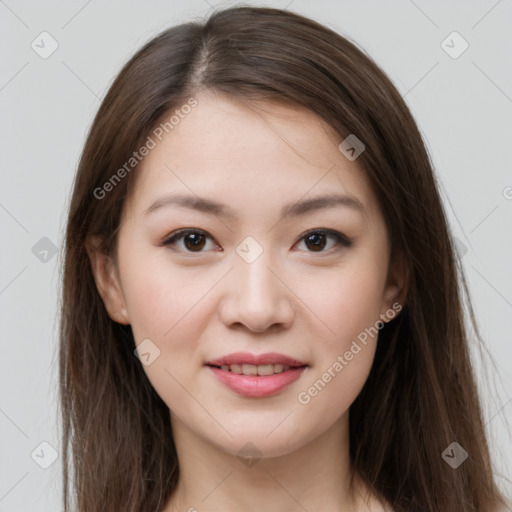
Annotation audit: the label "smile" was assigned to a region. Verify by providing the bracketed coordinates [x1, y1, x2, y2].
[205, 352, 309, 398]
[213, 363, 292, 375]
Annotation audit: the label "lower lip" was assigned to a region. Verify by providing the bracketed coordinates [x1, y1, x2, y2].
[206, 365, 307, 398]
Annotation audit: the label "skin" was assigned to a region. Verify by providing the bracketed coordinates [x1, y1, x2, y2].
[87, 90, 406, 511]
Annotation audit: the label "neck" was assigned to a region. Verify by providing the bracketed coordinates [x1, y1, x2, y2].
[163, 411, 374, 512]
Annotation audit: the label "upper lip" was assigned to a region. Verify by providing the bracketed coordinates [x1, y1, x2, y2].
[205, 352, 308, 367]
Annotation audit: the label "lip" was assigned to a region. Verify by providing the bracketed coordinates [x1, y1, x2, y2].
[205, 352, 308, 398]
[205, 352, 308, 367]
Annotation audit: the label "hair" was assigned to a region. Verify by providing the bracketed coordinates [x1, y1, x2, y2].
[58, 5, 509, 512]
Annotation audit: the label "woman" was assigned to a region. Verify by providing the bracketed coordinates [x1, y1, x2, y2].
[59, 6, 509, 511]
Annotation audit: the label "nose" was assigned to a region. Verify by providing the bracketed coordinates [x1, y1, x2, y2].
[218, 248, 295, 333]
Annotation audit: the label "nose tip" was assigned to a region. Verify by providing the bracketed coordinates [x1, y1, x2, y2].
[218, 256, 295, 333]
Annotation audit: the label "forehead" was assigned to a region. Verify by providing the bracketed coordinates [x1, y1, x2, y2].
[125, 91, 380, 223]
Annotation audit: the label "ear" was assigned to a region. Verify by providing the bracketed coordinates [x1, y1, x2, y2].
[85, 236, 130, 325]
[380, 248, 408, 323]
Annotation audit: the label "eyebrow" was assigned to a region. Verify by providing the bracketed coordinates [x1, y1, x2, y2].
[144, 193, 367, 220]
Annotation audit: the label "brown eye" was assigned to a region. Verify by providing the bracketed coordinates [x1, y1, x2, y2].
[182, 232, 206, 251]
[295, 229, 352, 253]
[162, 229, 217, 253]
[304, 232, 328, 252]
[162, 228, 352, 255]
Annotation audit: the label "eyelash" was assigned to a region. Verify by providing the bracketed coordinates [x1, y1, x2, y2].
[161, 228, 353, 254]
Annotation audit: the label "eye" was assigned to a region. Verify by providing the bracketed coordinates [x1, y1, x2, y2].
[162, 228, 352, 254]
[294, 229, 352, 253]
[162, 229, 219, 253]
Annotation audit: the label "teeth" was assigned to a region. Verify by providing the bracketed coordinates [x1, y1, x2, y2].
[256, 364, 274, 376]
[219, 363, 292, 375]
[242, 364, 258, 375]
[230, 364, 243, 374]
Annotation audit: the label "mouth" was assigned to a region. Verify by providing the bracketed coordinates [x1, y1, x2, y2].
[205, 352, 309, 398]
[207, 363, 302, 376]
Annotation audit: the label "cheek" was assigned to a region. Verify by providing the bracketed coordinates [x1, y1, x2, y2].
[296, 340, 376, 443]
[295, 286, 381, 431]
[120, 256, 214, 409]
[122, 268, 180, 344]
[120, 251, 226, 380]
[304, 256, 386, 347]
[120, 244, 206, 341]
[293, 255, 384, 421]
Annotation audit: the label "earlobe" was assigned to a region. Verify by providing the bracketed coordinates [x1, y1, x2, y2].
[85, 236, 130, 325]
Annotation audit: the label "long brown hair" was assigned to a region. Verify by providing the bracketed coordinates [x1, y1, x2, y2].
[59, 6, 508, 511]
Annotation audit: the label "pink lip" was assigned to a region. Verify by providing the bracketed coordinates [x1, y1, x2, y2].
[205, 352, 307, 367]
[205, 352, 308, 398]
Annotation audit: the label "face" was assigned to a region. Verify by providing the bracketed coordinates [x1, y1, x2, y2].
[88, 90, 404, 459]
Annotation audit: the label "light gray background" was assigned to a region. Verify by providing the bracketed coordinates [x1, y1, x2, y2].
[1, 0, 511, 510]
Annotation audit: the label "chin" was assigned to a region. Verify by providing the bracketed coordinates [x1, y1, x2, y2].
[192, 415, 320, 461]
[215, 434, 307, 461]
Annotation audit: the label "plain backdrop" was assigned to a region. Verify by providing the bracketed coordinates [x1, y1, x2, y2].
[1, 0, 511, 510]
